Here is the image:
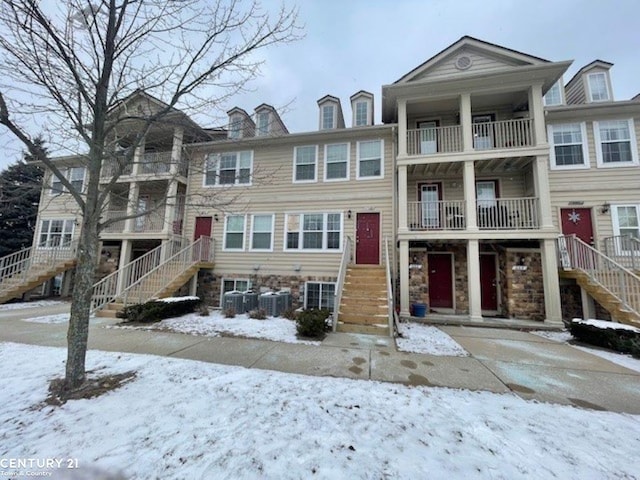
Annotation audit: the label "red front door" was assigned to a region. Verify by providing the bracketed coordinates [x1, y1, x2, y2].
[480, 254, 498, 311]
[194, 216, 213, 240]
[561, 208, 594, 245]
[427, 253, 453, 308]
[356, 213, 380, 264]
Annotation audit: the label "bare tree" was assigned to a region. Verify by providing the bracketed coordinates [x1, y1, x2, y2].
[0, 0, 299, 393]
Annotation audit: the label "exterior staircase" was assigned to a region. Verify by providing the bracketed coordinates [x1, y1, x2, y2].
[0, 242, 77, 304]
[336, 264, 390, 335]
[557, 235, 640, 326]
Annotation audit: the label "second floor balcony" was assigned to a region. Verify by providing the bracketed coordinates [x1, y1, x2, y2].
[100, 150, 188, 181]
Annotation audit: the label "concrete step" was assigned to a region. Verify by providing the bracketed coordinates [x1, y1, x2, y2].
[340, 303, 387, 316]
[337, 322, 389, 336]
[338, 312, 389, 326]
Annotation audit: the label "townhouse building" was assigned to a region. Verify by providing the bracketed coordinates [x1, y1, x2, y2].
[2, 36, 639, 332]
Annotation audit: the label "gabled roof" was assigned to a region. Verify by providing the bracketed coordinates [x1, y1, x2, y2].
[394, 35, 549, 84]
[633, 93, 640, 101]
[350, 90, 374, 101]
[227, 106, 251, 117]
[317, 94, 341, 105]
[565, 60, 614, 89]
[253, 103, 289, 134]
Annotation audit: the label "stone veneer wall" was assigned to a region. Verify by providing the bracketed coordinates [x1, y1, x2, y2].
[196, 269, 337, 309]
[504, 249, 545, 321]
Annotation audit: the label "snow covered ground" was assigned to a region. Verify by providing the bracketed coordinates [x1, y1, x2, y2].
[22, 313, 70, 324]
[0, 299, 67, 311]
[0, 342, 638, 479]
[396, 321, 468, 356]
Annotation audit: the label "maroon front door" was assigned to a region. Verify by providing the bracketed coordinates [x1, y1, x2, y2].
[480, 254, 498, 311]
[427, 253, 453, 308]
[356, 213, 380, 264]
[194, 216, 213, 240]
[561, 208, 594, 245]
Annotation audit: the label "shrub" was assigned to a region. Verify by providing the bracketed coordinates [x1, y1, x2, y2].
[282, 307, 299, 320]
[118, 297, 202, 323]
[248, 308, 267, 320]
[569, 319, 640, 358]
[224, 307, 236, 318]
[296, 308, 331, 339]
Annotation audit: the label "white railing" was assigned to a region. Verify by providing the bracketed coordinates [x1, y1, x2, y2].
[122, 236, 214, 307]
[0, 240, 78, 294]
[332, 236, 353, 331]
[100, 156, 133, 179]
[133, 208, 166, 232]
[472, 118, 533, 150]
[477, 197, 539, 230]
[557, 235, 640, 319]
[384, 236, 397, 337]
[90, 239, 185, 313]
[407, 200, 466, 230]
[406, 125, 462, 156]
[603, 235, 640, 270]
[140, 151, 172, 175]
[102, 210, 127, 233]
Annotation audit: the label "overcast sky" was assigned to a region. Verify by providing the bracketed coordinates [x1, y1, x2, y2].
[1, 0, 639, 171]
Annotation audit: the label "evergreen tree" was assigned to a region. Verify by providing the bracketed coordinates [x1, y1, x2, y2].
[0, 141, 44, 257]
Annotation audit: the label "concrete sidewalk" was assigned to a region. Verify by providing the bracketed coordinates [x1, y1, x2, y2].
[1, 304, 639, 414]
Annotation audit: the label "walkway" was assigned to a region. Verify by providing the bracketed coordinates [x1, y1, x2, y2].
[1, 303, 639, 415]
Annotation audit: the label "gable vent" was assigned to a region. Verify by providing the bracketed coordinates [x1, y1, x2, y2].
[455, 55, 472, 70]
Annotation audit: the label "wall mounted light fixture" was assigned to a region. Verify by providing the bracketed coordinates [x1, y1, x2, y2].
[347, 209, 352, 219]
[600, 203, 610, 215]
[214, 214, 219, 222]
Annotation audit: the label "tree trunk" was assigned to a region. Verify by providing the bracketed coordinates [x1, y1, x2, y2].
[64, 214, 100, 390]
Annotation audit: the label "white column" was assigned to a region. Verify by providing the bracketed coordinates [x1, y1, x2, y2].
[164, 127, 184, 235]
[467, 239, 482, 321]
[459, 93, 473, 152]
[189, 273, 198, 296]
[528, 83, 546, 146]
[116, 240, 133, 295]
[171, 127, 184, 176]
[541, 239, 563, 324]
[398, 164, 408, 232]
[580, 286, 596, 319]
[399, 240, 410, 316]
[463, 160, 477, 230]
[131, 142, 144, 176]
[398, 100, 407, 157]
[124, 182, 140, 233]
[533, 155, 554, 228]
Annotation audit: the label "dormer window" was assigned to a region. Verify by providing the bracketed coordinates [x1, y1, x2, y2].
[544, 81, 563, 106]
[256, 111, 269, 136]
[587, 72, 610, 102]
[228, 114, 242, 139]
[350, 91, 373, 127]
[354, 101, 368, 126]
[321, 105, 335, 130]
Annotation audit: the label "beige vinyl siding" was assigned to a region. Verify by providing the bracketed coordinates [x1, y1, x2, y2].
[184, 130, 394, 277]
[548, 115, 640, 242]
[34, 170, 83, 247]
[412, 48, 524, 81]
[565, 78, 586, 105]
[407, 106, 524, 131]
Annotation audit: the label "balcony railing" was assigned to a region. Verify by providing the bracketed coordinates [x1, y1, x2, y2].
[407, 197, 539, 231]
[100, 156, 133, 179]
[407, 125, 462, 156]
[101, 208, 166, 234]
[102, 210, 127, 233]
[472, 118, 533, 150]
[140, 151, 172, 175]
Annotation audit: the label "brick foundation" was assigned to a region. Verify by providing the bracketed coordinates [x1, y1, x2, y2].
[504, 250, 545, 321]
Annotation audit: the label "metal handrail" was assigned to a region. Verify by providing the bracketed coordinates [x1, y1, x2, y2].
[602, 235, 640, 270]
[557, 234, 640, 318]
[332, 236, 353, 331]
[384, 236, 398, 337]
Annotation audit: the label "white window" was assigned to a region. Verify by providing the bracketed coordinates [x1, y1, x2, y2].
[587, 72, 610, 102]
[612, 206, 640, 251]
[205, 151, 252, 186]
[250, 214, 274, 251]
[38, 219, 74, 248]
[324, 143, 349, 181]
[548, 123, 589, 169]
[476, 181, 497, 208]
[285, 213, 342, 251]
[256, 112, 269, 136]
[223, 215, 246, 250]
[354, 101, 369, 126]
[357, 140, 383, 179]
[543, 81, 563, 106]
[293, 145, 317, 182]
[305, 281, 336, 311]
[221, 278, 251, 305]
[321, 105, 335, 130]
[594, 119, 638, 167]
[50, 167, 86, 195]
[228, 114, 242, 139]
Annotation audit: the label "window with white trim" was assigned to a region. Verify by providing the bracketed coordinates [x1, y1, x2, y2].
[594, 119, 638, 167]
[587, 72, 610, 102]
[223, 215, 246, 250]
[205, 151, 252, 186]
[357, 140, 383, 179]
[285, 213, 342, 251]
[543, 81, 563, 106]
[293, 146, 317, 182]
[354, 101, 369, 126]
[321, 105, 335, 130]
[612, 206, 640, 253]
[221, 278, 251, 304]
[38, 219, 74, 248]
[256, 112, 269, 136]
[548, 123, 589, 169]
[228, 114, 242, 139]
[305, 281, 336, 311]
[50, 167, 86, 195]
[324, 143, 349, 181]
[250, 214, 274, 251]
